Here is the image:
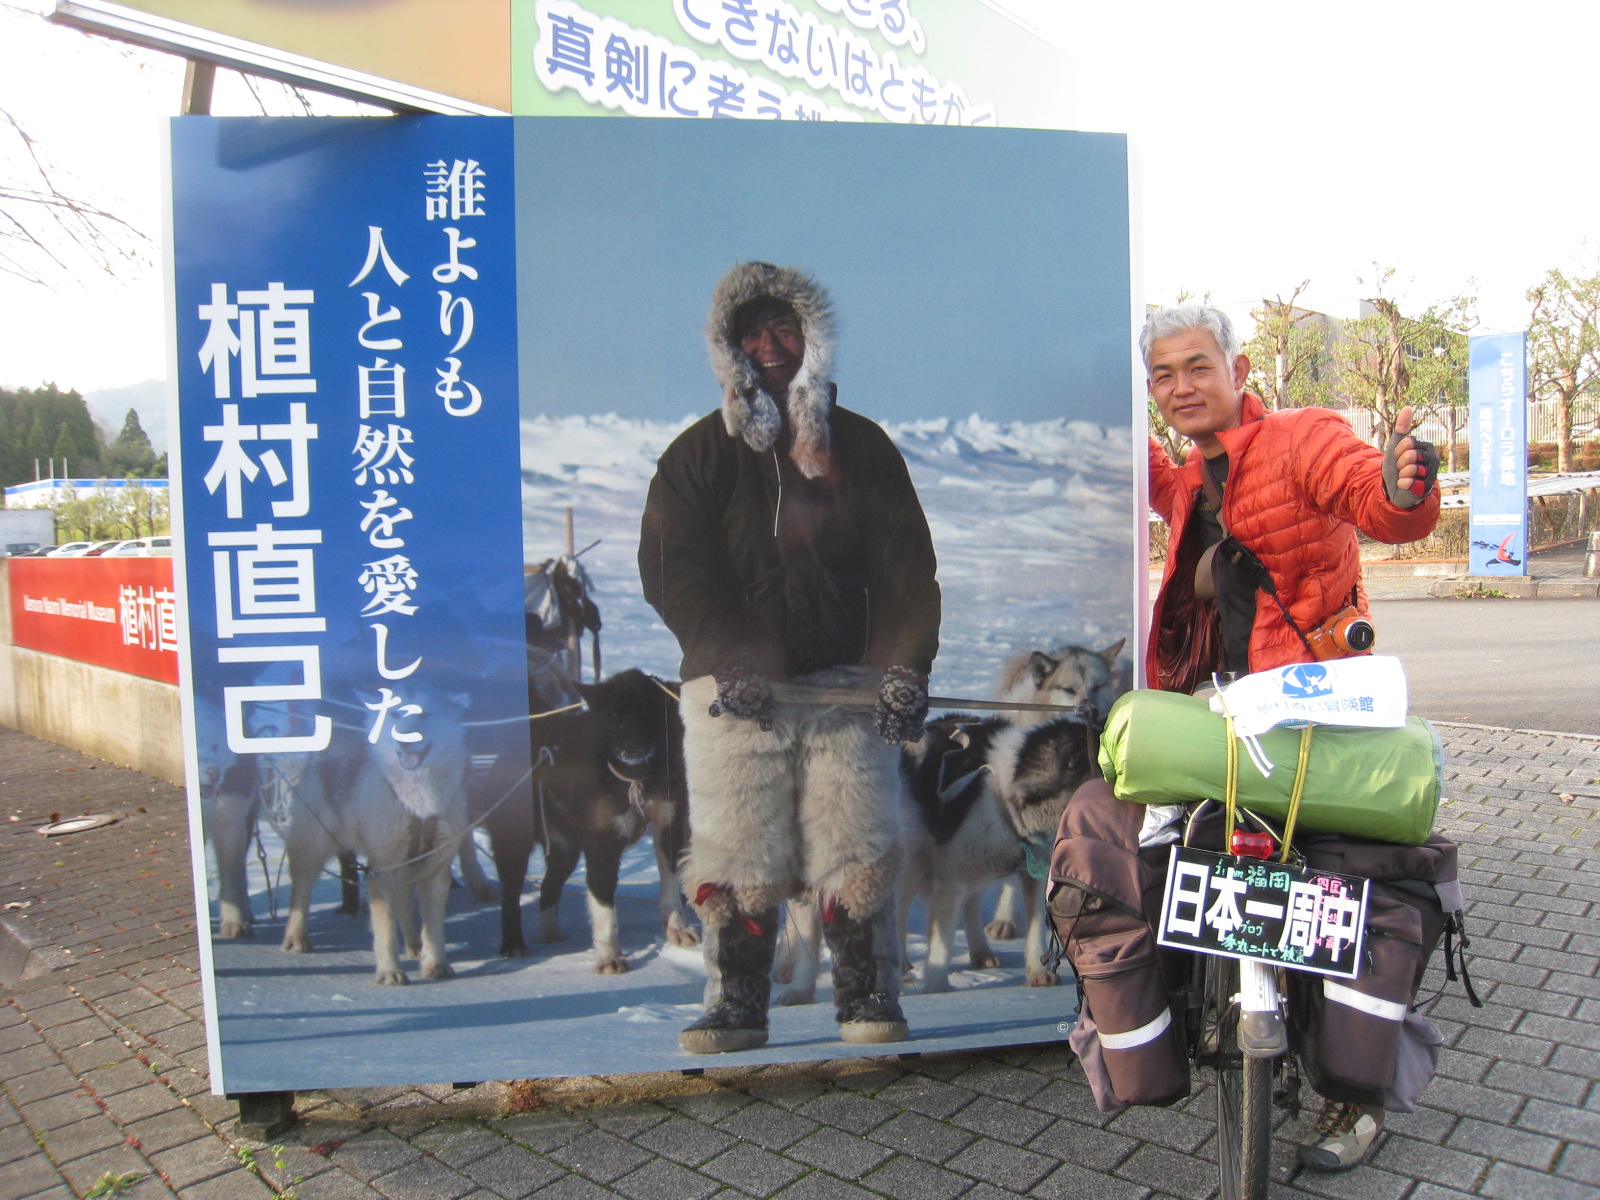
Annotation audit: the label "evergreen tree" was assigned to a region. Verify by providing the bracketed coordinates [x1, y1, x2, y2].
[103, 407, 157, 477]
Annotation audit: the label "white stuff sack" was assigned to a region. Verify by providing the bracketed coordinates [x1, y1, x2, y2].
[1209, 656, 1409, 739]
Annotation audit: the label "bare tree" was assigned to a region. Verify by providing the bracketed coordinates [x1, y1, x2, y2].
[0, 5, 150, 285]
[1331, 266, 1474, 446]
[1244, 281, 1335, 410]
[1526, 265, 1600, 473]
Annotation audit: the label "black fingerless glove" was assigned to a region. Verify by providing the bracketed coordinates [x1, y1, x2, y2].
[1383, 430, 1440, 509]
[708, 658, 775, 731]
[874, 665, 929, 746]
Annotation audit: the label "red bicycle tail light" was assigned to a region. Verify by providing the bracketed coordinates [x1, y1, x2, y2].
[1230, 830, 1277, 860]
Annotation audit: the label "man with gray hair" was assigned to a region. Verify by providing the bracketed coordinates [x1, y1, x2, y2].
[1085, 303, 1441, 1170]
[1143, 303, 1438, 692]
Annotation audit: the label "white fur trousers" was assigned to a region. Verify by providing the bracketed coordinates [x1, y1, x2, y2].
[678, 669, 903, 924]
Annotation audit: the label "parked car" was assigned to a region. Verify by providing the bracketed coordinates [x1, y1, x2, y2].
[106, 536, 173, 557]
[82, 541, 129, 557]
[19, 546, 59, 556]
[47, 542, 96, 556]
[3, 542, 41, 556]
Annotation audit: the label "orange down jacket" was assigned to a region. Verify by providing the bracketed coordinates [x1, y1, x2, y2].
[1147, 394, 1440, 683]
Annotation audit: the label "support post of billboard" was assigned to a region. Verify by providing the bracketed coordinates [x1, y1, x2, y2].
[1467, 332, 1529, 577]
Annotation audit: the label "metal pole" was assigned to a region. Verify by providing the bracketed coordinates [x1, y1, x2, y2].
[564, 508, 580, 680]
[182, 59, 216, 115]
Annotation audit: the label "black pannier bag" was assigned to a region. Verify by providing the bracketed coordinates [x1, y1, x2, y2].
[1286, 833, 1479, 1111]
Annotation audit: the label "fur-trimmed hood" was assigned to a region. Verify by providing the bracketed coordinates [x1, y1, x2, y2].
[705, 261, 836, 479]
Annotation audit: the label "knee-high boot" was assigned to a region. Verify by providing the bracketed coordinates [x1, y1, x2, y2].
[679, 906, 779, 1055]
[823, 899, 908, 1045]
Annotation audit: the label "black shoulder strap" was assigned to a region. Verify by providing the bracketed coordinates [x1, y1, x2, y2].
[1196, 453, 1320, 660]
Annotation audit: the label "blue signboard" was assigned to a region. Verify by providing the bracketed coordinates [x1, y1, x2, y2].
[170, 116, 1139, 1094]
[1467, 332, 1528, 576]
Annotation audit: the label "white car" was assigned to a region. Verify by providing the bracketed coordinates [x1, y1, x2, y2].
[47, 542, 96, 557]
[106, 536, 173, 557]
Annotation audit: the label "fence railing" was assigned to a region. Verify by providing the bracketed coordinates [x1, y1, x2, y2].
[1329, 397, 1600, 446]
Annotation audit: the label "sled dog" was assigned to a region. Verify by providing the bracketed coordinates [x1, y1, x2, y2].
[899, 712, 1100, 992]
[483, 668, 694, 974]
[985, 639, 1127, 939]
[774, 711, 1101, 1001]
[279, 682, 475, 985]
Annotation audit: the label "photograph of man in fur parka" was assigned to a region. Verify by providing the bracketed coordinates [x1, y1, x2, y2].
[639, 260, 942, 1054]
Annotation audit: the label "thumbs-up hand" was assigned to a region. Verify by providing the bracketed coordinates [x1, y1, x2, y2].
[1382, 405, 1438, 508]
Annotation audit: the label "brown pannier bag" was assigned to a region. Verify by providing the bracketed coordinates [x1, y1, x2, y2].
[1286, 833, 1477, 1111]
[1048, 824, 1189, 1112]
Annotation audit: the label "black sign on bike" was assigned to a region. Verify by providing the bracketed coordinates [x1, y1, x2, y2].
[1157, 845, 1369, 979]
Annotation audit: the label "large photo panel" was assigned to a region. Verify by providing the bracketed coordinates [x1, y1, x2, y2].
[171, 116, 1135, 1093]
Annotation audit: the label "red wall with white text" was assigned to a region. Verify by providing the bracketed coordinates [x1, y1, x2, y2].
[8, 558, 179, 684]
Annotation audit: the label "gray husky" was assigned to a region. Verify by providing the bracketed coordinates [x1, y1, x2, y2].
[281, 683, 475, 985]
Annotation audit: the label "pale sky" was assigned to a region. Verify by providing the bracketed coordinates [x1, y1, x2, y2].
[2, 0, 1596, 393]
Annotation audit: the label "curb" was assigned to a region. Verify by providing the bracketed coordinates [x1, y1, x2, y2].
[1425, 577, 1600, 599]
[0, 912, 73, 986]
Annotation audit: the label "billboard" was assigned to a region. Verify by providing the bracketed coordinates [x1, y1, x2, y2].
[54, 0, 510, 112]
[170, 115, 1136, 1093]
[513, 0, 1074, 128]
[56, 0, 1073, 127]
[1467, 332, 1529, 576]
[8, 557, 179, 684]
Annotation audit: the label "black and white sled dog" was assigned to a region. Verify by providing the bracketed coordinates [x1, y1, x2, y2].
[773, 710, 1101, 1001]
[482, 668, 694, 974]
[896, 712, 1101, 991]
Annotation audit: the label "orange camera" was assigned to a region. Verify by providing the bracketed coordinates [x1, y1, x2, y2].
[1304, 606, 1375, 660]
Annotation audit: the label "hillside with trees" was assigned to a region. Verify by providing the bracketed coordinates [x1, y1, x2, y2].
[0, 383, 165, 488]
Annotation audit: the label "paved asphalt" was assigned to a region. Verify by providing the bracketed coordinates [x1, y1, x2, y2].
[1372, 599, 1600, 735]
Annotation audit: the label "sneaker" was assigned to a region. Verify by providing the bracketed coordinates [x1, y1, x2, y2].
[1298, 1100, 1384, 1171]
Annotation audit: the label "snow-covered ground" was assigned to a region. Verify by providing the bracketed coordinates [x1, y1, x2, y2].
[206, 413, 1137, 1092]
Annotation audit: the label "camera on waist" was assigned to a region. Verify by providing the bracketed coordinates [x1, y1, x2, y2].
[1304, 605, 1376, 660]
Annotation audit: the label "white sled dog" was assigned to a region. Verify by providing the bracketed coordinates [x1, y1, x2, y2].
[984, 639, 1127, 940]
[280, 683, 476, 985]
[897, 712, 1100, 991]
[196, 698, 259, 940]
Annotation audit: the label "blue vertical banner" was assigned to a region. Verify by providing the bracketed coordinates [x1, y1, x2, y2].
[169, 116, 534, 1063]
[1467, 332, 1529, 576]
[173, 117, 530, 757]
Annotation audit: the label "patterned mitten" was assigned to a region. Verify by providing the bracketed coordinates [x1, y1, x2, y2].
[709, 658, 775, 731]
[874, 666, 929, 746]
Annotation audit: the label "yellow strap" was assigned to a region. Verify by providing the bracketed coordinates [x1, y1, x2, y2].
[1279, 724, 1314, 862]
[1223, 715, 1238, 848]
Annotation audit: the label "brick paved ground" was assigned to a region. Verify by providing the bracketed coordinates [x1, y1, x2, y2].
[2, 720, 1597, 1200]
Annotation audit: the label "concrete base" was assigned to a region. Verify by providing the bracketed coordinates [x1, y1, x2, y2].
[1532, 579, 1600, 599]
[1, 646, 181, 785]
[230, 1091, 297, 1141]
[1429, 577, 1538, 599]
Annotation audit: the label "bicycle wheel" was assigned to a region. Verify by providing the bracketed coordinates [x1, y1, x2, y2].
[1210, 958, 1272, 1200]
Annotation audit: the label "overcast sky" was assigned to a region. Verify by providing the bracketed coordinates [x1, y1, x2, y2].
[3, 0, 1595, 396]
